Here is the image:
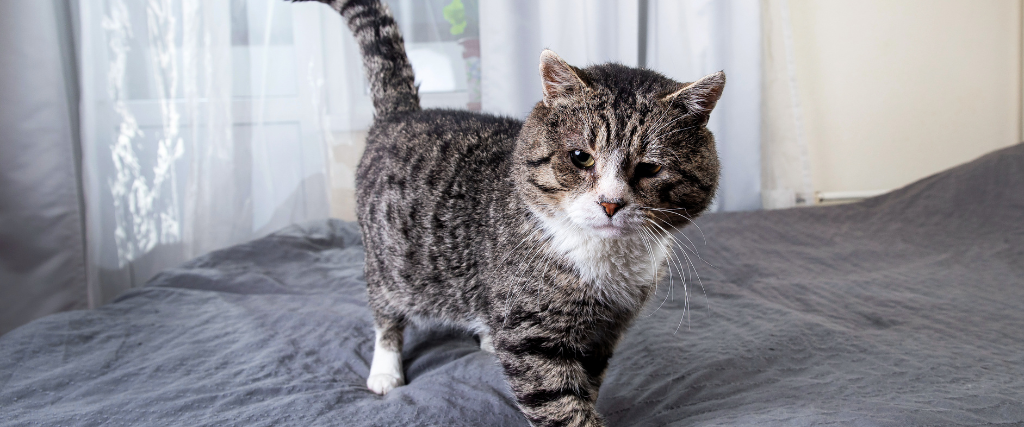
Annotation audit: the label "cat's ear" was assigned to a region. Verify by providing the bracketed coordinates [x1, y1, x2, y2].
[539, 49, 588, 107]
[662, 71, 726, 121]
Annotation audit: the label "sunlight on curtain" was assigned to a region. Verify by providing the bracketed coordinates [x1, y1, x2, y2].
[78, 0, 340, 305]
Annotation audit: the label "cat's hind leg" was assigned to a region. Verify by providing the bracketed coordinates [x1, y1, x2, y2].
[367, 315, 406, 395]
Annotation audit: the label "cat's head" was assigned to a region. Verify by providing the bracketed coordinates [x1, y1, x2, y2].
[515, 50, 723, 239]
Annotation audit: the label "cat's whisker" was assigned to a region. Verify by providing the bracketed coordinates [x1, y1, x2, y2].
[634, 223, 660, 297]
[630, 226, 663, 313]
[636, 208, 707, 258]
[671, 208, 706, 243]
[639, 217, 709, 333]
[644, 219, 695, 281]
[639, 206, 709, 246]
[500, 235, 547, 313]
[644, 213, 702, 257]
[647, 213, 715, 269]
[647, 104, 670, 131]
[642, 220, 691, 314]
[642, 223, 681, 312]
[638, 222, 680, 318]
[672, 241, 710, 334]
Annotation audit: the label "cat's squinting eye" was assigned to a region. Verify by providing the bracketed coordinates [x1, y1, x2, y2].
[569, 150, 595, 169]
[636, 163, 662, 177]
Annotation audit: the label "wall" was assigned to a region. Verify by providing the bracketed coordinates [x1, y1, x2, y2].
[785, 0, 1021, 197]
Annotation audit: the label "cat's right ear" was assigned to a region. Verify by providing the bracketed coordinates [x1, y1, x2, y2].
[539, 49, 588, 107]
[662, 71, 726, 122]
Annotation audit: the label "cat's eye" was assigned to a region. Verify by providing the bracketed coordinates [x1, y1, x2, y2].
[636, 162, 662, 177]
[569, 150, 595, 169]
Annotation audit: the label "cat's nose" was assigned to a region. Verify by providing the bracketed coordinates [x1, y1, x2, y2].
[599, 202, 622, 217]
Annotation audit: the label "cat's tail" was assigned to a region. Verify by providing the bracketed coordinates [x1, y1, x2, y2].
[294, 0, 420, 116]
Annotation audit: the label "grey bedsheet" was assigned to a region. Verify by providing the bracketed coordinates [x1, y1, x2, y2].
[2, 143, 1022, 426]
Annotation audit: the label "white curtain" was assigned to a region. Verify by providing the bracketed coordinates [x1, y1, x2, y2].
[77, 0, 344, 305]
[479, 0, 763, 212]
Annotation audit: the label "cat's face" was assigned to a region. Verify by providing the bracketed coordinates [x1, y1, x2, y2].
[516, 50, 723, 239]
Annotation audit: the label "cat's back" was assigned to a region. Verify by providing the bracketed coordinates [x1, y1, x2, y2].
[356, 109, 521, 198]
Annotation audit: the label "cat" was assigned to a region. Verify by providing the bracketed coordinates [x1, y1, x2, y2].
[297, 1, 723, 426]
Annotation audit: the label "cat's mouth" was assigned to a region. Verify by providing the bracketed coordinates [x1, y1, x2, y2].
[591, 223, 622, 234]
[586, 218, 640, 239]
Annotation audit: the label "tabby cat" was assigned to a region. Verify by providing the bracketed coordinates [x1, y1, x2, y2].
[298, 1, 724, 425]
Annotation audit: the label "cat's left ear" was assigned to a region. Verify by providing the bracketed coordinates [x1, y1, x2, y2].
[662, 71, 726, 121]
[539, 49, 588, 107]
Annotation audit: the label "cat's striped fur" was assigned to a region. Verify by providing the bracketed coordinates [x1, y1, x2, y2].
[295, 1, 724, 426]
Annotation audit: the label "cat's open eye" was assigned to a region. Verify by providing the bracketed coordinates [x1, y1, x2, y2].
[636, 162, 662, 178]
[569, 150, 595, 169]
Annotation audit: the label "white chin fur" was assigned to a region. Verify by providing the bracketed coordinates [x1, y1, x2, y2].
[536, 202, 670, 305]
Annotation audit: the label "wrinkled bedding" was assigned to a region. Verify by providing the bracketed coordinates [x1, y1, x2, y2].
[2, 143, 1023, 426]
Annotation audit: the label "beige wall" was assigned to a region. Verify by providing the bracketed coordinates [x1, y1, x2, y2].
[786, 0, 1021, 195]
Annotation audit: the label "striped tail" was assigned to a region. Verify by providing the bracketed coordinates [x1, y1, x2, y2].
[294, 0, 420, 116]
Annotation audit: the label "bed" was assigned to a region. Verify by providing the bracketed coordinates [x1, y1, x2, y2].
[2, 143, 1022, 426]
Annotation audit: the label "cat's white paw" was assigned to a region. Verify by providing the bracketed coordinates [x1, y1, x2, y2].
[367, 373, 404, 395]
[368, 327, 405, 395]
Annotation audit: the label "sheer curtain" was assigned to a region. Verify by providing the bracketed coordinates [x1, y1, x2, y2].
[77, 0, 342, 305]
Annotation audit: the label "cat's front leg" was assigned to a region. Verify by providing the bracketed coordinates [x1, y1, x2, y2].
[366, 318, 406, 395]
[493, 331, 609, 427]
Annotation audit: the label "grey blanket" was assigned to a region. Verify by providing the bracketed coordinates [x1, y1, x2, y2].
[2, 143, 1022, 426]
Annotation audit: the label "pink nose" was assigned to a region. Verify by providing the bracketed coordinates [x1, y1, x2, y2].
[600, 202, 621, 217]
